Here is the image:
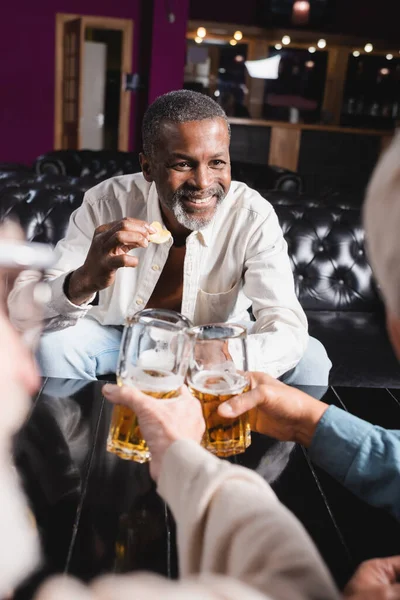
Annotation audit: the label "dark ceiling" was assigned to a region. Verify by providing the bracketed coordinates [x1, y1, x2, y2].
[189, 0, 400, 42]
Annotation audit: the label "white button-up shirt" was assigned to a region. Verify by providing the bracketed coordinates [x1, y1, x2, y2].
[10, 173, 308, 377]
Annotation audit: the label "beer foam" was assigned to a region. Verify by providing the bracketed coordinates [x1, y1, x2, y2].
[123, 365, 183, 393]
[137, 348, 175, 372]
[190, 370, 247, 396]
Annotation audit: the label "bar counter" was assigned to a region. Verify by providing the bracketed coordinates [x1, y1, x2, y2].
[228, 118, 395, 196]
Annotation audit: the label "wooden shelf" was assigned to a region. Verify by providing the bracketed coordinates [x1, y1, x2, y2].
[228, 117, 395, 137]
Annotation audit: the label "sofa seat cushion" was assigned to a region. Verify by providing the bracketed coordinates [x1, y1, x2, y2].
[307, 311, 400, 387]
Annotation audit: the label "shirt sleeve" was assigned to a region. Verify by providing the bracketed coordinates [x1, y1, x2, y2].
[309, 404, 400, 520]
[157, 439, 339, 600]
[8, 193, 98, 332]
[242, 207, 308, 377]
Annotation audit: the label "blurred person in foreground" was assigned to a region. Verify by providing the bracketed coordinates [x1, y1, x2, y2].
[1, 230, 400, 599]
[214, 132, 400, 523]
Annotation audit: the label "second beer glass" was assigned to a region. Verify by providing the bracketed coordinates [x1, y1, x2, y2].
[187, 324, 251, 457]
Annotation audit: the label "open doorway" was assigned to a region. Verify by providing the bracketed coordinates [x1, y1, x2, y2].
[54, 14, 133, 151]
[85, 28, 122, 150]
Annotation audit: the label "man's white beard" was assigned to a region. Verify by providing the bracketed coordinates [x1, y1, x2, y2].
[171, 198, 222, 231]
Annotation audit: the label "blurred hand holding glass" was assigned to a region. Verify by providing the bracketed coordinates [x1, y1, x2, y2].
[187, 324, 251, 457]
[107, 309, 193, 463]
[0, 237, 54, 350]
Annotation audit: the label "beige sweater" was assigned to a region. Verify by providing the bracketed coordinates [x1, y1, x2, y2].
[35, 440, 340, 600]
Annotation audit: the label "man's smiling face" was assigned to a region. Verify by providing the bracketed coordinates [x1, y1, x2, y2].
[141, 118, 231, 231]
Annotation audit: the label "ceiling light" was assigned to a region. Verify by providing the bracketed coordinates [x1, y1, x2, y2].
[234, 30, 243, 41]
[214, 90, 220, 97]
[386, 54, 393, 60]
[282, 35, 291, 45]
[353, 50, 360, 57]
[275, 43, 282, 50]
[195, 36, 203, 44]
[317, 39, 327, 49]
[230, 39, 237, 46]
[197, 27, 206, 38]
[292, 1, 310, 25]
[308, 46, 316, 54]
[364, 43, 373, 53]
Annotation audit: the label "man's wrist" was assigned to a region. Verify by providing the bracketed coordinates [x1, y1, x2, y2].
[294, 399, 329, 448]
[66, 268, 96, 305]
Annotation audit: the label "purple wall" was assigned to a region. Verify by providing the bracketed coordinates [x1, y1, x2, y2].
[0, 0, 189, 165]
[148, 0, 190, 102]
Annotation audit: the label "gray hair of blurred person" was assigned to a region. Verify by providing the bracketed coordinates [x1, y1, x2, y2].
[142, 89, 231, 158]
[363, 131, 400, 355]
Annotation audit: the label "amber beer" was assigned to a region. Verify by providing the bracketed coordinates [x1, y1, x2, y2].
[107, 367, 181, 463]
[190, 370, 251, 457]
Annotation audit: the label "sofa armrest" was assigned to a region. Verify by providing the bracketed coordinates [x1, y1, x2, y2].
[230, 161, 303, 193]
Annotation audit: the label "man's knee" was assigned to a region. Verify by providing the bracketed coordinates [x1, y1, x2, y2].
[37, 326, 96, 380]
[306, 337, 331, 376]
[283, 336, 331, 387]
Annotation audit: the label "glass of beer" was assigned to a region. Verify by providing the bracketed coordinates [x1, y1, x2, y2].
[107, 309, 193, 463]
[187, 324, 251, 457]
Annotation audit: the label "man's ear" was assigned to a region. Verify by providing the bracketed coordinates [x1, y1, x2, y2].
[140, 152, 153, 183]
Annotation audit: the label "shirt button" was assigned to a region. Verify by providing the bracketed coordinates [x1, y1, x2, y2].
[152, 264, 160, 271]
[136, 298, 144, 305]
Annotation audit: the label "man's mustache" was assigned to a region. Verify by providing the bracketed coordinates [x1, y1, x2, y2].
[172, 185, 225, 202]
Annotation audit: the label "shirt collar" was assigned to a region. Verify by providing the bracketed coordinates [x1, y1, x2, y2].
[147, 182, 164, 225]
[196, 222, 213, 247]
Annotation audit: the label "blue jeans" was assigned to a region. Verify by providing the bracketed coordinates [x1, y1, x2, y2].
[38, 317, 331, 385]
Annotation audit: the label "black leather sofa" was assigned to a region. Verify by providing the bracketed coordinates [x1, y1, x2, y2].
[34, 150, 303, 193]
[1, 169, 399, 388]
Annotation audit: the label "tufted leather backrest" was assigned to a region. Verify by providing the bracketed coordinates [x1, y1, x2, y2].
[271, 203, 380, 312]
[0, 185, 84, 244]
[34, 150, 142, 178]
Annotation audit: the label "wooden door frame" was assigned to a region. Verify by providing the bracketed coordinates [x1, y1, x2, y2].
[55, 13, 133, 151]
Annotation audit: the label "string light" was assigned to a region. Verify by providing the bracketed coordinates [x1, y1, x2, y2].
[282, 35, 291, 45]
[386, 54, 393, 60]
[308, 46, 316, 54]
[275, 43, 282, 50]
[196, 27, 206, 38]
[317, 39, 327, 49]
[364, 43, 373, 53]
[195, 36, 203, 44]
[230, 39, 237, 46]
[353, 50, 360, 57]
[234, 30, 243, 41]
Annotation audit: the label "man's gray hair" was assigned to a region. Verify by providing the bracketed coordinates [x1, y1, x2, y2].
[142, 89, 230, 157]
